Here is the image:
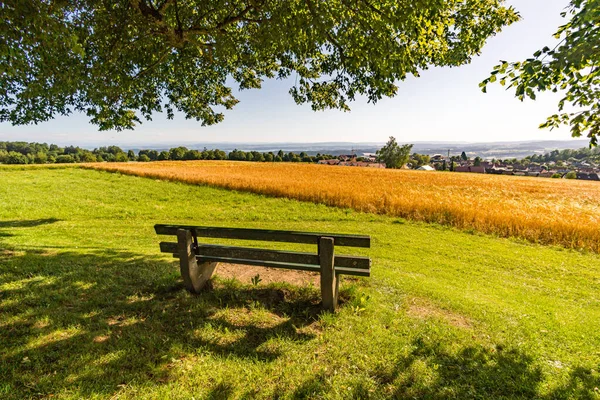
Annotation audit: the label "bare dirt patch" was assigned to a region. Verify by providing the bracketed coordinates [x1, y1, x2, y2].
[214, 263, 319, 287]
[406, 297, 473, 329]
[0, 249, 24, 259]
[107, 315, 126, 326]
[93, 335, 109, 343]
[33, 320, 50, 329]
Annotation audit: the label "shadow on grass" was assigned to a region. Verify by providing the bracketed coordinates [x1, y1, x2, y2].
[0, 218, 60, 228]
[0, 248, 324, 399]
[386, 341, 544, 398]
[1, 247, 598, 399]
[0, 218, 60, 242]
[288, 341, 600, 400]
[0, 218, 60, 241]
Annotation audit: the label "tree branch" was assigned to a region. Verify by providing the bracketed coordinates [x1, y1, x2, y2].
[186, 3, 265, 37]
[305, 0, 348, 64]
[134, 0, 163, 21]
[133, 48, 171, 79]
[157, 0, 173, 13]
[360, 0, 392, 22]
[215, 3, 255, 30]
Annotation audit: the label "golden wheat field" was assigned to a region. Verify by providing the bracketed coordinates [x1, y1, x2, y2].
[89, 161, 600, 252]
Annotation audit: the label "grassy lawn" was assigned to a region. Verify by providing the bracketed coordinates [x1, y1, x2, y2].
[1, 167, 599, 399]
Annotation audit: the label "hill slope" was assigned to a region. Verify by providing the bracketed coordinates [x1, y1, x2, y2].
[0, 167, 599, 399]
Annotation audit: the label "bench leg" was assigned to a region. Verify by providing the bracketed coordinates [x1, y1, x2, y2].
[319, 237, 338, 312]
[177, 229, 217, 293]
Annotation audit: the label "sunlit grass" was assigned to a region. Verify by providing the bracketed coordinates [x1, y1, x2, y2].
[1, 168, 599, 399]
[89, 161, 600, 252]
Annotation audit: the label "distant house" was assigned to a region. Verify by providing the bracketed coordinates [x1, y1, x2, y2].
[417, 165, 435, 171]
[452, 165, 485, 174]
[345, 161, 372, 167]
[579, 168, 596, 174]
[318, 159, 340, 165]
[319, 158, 384, 168]
[362, 153, 378, 162]
[576, 172, 599, 180]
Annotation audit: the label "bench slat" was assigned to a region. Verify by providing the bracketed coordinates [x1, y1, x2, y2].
[195, 255, 370, 277]
[155, 225, 370, 248]
[160, 242, 371, 270]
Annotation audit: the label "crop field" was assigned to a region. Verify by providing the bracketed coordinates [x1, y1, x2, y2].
[90, 161, 600, 252]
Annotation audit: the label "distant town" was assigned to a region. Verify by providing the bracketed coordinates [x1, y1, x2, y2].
[1, 141, 599, 181]
[424, 150, 600, 181]
[320, 148, 600, 181]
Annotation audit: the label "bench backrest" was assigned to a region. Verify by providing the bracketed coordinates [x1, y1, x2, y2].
[155, 224, 370, 248]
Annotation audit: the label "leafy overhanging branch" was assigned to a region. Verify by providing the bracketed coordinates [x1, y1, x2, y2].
[1, 0, 518, 131]
[481, 0, 600, 146]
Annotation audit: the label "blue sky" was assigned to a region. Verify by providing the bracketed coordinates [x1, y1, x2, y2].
[0, 0, 577, 146]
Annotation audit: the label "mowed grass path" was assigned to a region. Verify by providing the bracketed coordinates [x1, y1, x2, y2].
[1, 167, 599, 399]
[89, 161, 600, 252]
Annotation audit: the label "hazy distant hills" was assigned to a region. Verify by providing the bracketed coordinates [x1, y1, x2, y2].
[126, 139, 591, 159]
[409, 139, 592, 159]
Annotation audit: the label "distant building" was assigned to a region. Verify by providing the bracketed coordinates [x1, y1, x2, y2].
[576, 172, 600, 180]
[318, 159, 340, 165]
[417, 165, 435, 171]
[455, 166, 485, 174]
[339, 155, 357, 162]
[362, 153, 378, 162]
[318, 158, 384, 168]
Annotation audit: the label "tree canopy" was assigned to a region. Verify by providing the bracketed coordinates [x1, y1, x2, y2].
[1, 0, 518, 131]
[482, 0, 600, 146]
[376, 136, 412, 168]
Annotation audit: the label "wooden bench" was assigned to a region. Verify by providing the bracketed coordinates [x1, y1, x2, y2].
[155, 224, 371, 311]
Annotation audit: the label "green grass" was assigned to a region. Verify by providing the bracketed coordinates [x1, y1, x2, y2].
[1, 167, 599, 399]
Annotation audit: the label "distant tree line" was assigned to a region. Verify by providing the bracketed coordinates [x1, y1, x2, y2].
[522, 148, 600, 164]
[0, 142, 130, 164]
[0, 141, 344, 165]
[5, 141, 599, 170]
